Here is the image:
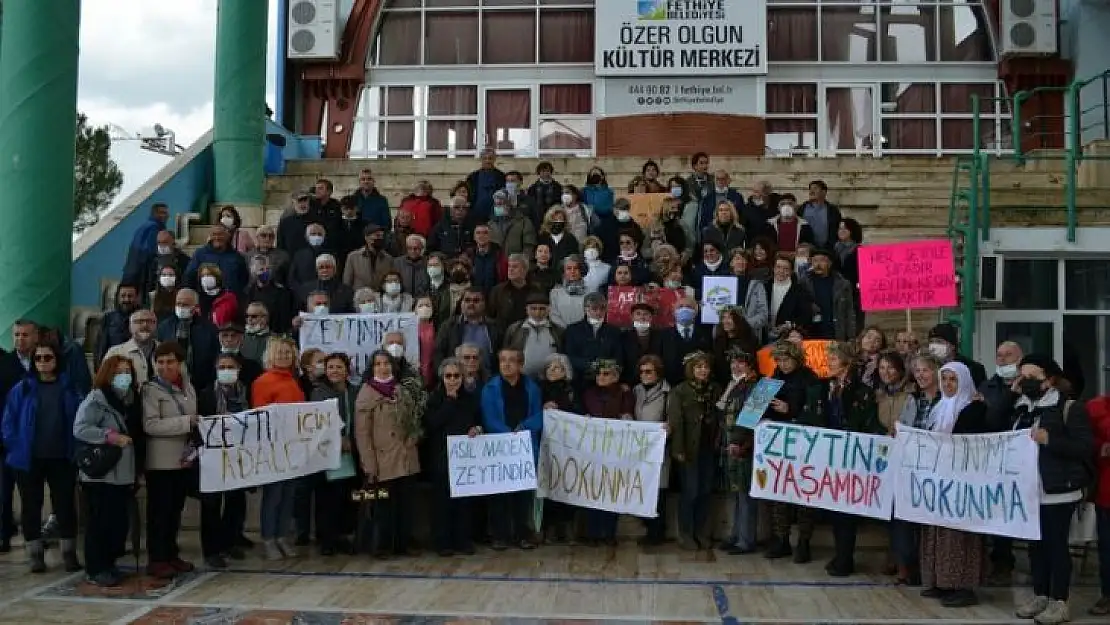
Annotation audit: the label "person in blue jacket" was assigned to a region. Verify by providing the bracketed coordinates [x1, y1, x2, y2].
[184, 225, 249, 296]
[581, 166, 614, 217]
[480, 347, 543, 550]
[354, 168, 391, 231]
[122, 202, 169, 285]
[1, 341, 82, 573]
[41, 327, 93, 397]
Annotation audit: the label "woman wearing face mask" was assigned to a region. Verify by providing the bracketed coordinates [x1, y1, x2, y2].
[1009, 355, 1094, 624]
[218, 206, 255, 255]
[632, 355, 670, 546]
[767, 197, 815, 254]
[355, 350, 423, 557]
[377, 270, 414, 313]
[73, 356, 142, 587]
[581, 360, 634, 546]
[197, 264, 240, 327]
[659, 264, 696, 302]
[538, 207, 579, 271]
[580, 236, 611, 295]
[414, 296, 437, 388]
[711, 308, 759, 386]
[688, 241, 730, 299]
[2, 342, 83, 574]
[581, 166, 614, 218]
[668, 176, 702, 248]
[549, 255, 588, 328]
[422, 253, 455, 323]
[714, 349, 759, 555]
[918, 361, 989, 608]
[701, 200, 747, 256]
[299, 348, 327, 397]
[875, 351, 920, 584]
[309, 353, 361, 556]
[528, 244, 559, 294]
[727, 250, 770, 337]
[559, 184, 594, 245]
[196, 353, 252, 569]
[538, 354, 578, 543]
[152, 265, 181, 321]
[445, 257, 472, 317]
[353, 287, 381, 315]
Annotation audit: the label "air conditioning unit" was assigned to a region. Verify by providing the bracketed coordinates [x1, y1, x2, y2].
[288, 0, 340, 61]
[1000, 0, 1058, 56]
[978, 254, 1004, 304]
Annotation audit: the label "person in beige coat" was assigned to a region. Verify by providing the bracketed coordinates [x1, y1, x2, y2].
[342, 224, 393, 292]
[140, 340, 200, 579]
[103, 309, 160, 385]
[633, 354, 671, 546]
[355, 350, 421, 557]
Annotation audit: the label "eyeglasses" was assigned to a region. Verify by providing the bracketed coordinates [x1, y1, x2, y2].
[461, 354, 479, 361]
[246, 314, 266, 319]
[34, 354, 55, 363]
[443, 373, 462, 379]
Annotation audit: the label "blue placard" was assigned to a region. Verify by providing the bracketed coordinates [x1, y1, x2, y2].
[736, 377, 785, 429]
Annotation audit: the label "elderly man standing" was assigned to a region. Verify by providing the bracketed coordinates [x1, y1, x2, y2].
[104, 309, 160, 385]
[155, 288, 220, 390]
[392, 234, 430, 296]
[503, 292, 563, 378]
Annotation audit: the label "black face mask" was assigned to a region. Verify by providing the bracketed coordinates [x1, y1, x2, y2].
[549, 222, 565, 234]
[587, 175, 602, 185]
[451, 270, 469, 284]
[1020, 377, 1046, 400]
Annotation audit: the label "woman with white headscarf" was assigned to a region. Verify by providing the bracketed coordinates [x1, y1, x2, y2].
[918, 361, 990, 608]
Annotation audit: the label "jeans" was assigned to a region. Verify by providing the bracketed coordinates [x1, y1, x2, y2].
[889, 520, 920, 569]
[1029, 501, 1078, 601]
[678, 450, 715, 541]
[145, 469, 190, 563]
[15, 458, 77, 541]
[1097, 506, 1110, 598]
[260, 479, 298, 540]
[82, 483, 132, 577]
[727, 486, 757, 549]
[199, 489, 246, 557]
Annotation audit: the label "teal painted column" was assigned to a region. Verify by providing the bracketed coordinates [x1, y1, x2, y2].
[0, 0, 80, 341]
[212, 0, 269, 205]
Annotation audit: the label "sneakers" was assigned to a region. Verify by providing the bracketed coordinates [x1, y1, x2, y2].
[1016, 596, 1050, 619]
[263, 540, 283, 561]
[1033, 600, 1069, 625]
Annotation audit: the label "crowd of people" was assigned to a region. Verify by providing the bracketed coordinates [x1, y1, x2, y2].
[0, 149, 1107, 624]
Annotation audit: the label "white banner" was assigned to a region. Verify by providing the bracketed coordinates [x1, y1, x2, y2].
[749, 421, 899, 521]
[198, 400, 342, 493]
[893, 426, 1041, 540]
[595, 0, 768, 76]
[448, 432, 537, 498]
[299, 313, 419, 381]
[537, 409, 667, 517]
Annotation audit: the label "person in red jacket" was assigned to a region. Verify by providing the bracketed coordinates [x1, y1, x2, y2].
[1088, 394, 1110, 616]
[197, 264, 240, 327]
[397, 180, 442, 239]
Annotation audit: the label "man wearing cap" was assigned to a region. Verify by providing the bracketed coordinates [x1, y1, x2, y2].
[429, 196, 476, 258]
[621, 302, 665, 385]
[927, 322, 987, 388]
[488, 189, 536, 259]
[342, 223, 393, 293]
[277, 191, 319, 257]
[797, 248, 856, 341]
[563, 292, 624, 385]
[503, 292, 563, 378]
[217, 323, 262, 387]
[332, 195, 367, 269]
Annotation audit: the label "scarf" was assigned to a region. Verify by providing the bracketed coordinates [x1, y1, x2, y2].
[834, 240, 858, 264]
[926, 362, 975, 433]
[1013, 387, 1062, 430]
[564, 279, 586, 296]
[369, 376, 397, 399]
[215, 382, 247, 415]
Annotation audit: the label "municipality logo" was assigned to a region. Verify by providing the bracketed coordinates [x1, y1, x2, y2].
[637, 1, 727, 21]
[637, 0, 667, 20]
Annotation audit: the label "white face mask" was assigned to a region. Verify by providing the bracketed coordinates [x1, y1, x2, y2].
[780, 205, 796, 219]
[704, 258, 723, 271]
[246, 323, 266, 334]
[664, 280, 682, 289]
[416, 305, 433, 320]
[200, 276, 218, 290]
[159, 275, 176, 288]
[996, 363, 1018, 380]
[134, 330, 153, 343]
[175, 306, 193, 320]
[616, 210, 631, 222]
[220, 216, 235, 228]
[217, 369, 240, 385]
[586, 315, 604, 327]
[314, 363, 326, 377]
[383, 282, 401, 296]
[386, 343, 405, 359]
[583, 248, 600, 262]
[157, 245, 172, 255]
[715, 186, 728, 194]
[633, 320, 651, 333]
[308, 234, 324, 247]
[359, 302, 377, 314]
[427, 266, 443, 280]
[561, 193, 573, 206]
[928, 342, 949, 360]
[314, 305, 329, 315]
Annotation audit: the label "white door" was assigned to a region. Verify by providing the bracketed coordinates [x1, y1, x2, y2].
[977, 310, 1062, 365]
[819, 83, 880, 156]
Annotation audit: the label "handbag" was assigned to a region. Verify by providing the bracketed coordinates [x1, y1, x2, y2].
[74, 442, 123, 479]
[1069, 502, 1098, 546]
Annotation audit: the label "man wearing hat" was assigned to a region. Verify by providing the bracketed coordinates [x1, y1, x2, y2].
[797, 249, 857, 341]
[217, 322, 263, 387]
[277, 190, 321, 257]
[621, 302, 664, 385]
[341, 223, 393, 293]
[503, 292, 564, 378]
[927, 322, 987, 388]
[331, 195, 368, 268]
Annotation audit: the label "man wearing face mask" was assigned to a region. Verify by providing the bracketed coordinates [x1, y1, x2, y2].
[250, 225, 291, 287]
[503, 293, 564, 378]
[766, 196, 815, 255]
[240, 302, 272, 364]
[660, 297, 713, 385]
[342, 224, 393, 293]
[926, 323, 987, 388]
[527, 161, 563, 217]
[300, 255, 354, 313]
[621, 303, 665, 385]
[488, 190, 536, 259]
[979, 340, 1024, 579]
[155, 288, 220, 390]
[563, 293, 623, 385]
[104, 310, 160, 385]
[277, 192, 318, 257]
[288, 223, 333, 298]
[244, 255, 295, 334]
[744, 180, 780, 230]
[94, 283, 140, 368]
[332, 196, 366, 269]
[217, 323, 262, 387]
[144, 230, 191, 303]
[428, 197, 475, 258]
[503, 170, 540, 232]
[392, 234, 430, 296]
[434, 288, 502, 373]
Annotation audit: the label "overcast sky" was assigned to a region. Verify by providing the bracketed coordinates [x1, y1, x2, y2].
[79, 0, 279, 205]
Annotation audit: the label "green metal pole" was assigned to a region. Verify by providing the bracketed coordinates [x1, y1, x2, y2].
[0, 0, 80, 344]
[212, 0, 269, 206]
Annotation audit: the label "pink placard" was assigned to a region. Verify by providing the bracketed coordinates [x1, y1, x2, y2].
[857, 240, 958, 311]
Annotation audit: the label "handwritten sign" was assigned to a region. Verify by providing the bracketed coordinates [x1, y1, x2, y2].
[701, 276, 738, 324]
[299, 313, 419, 381]
[448, 432, 537, 498]
[736, 378, 785, 429]
[756, 340, 832, 379]
[628, 193, 670, 229]
[605, 286, 686, 328]
[537, 409, 667, 517]
[606, 286, 640, 327]
[857, 240, 957, 311]
[893, 426, 1040, 540]
[750, 422, 898, 520]
[198, 400, 342, 493]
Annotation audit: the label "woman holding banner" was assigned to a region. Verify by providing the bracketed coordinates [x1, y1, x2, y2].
[715, 349, 759, 555]
[875, 351, 919, 585]
[918, 361, 989, 608]
[581, 359, 634, 547]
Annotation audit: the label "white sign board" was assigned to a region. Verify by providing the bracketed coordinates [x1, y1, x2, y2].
[595, 0, 767, 76]
[601, 77, 762, 116]
[299, 313, 419, 381]
[537, 409, 667, 517]
[448, 432, 537, 498]
[198, 400, 342, 493]
[893, 426, 1042, 540]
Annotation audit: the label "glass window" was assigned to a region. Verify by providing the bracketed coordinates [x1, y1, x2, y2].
[1003, 259, 1058, 309]
[768, 9, 818, 61]
[882, 83, 936, 113]
[539, 9, 593, 62]
[939, 3, 994, 61]
[539, 119, 592, 151]
[427, 120, 479, 152]
[379, 121, 416, 153]
[767, 83, 817, 115]
[482, 11, 536, 63]
[428, 0, 477, 6]
[375, 12, 421, 65]
[425, 12, 479, 64]
[941, 83, 996, 114]
[1065, 260, 1110, 310]
[882, 118, 937, 150]
[486, 89, 533, 153]
[540, 84, 591, 114]
[380, 87, 416, 116]
[941, 118, 1008, 150]
[766, 119, 818, 153]
[427, 86, 478, 115]
[821, 6, 879, 62]
[879, 4, 937, 62]
[824, 85, 877, 151]
[995, 322, 1055, 359]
